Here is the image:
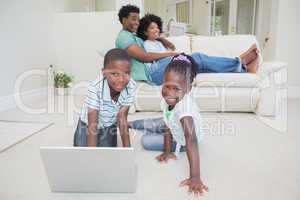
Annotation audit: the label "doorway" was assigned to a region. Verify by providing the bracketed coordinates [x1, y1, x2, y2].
[211, 0, 258, 36]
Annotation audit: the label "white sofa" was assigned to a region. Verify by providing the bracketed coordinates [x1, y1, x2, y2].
[132, 35, 287, 117]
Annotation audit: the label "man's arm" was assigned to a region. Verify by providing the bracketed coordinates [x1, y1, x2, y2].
[126, 44, 178, 63]
[117, 106, 131, 147]
[157, 37, 176, 51]
[87, 108, 99, 147]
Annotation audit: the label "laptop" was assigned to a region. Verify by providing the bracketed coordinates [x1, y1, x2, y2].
[40, 146, 137, 193]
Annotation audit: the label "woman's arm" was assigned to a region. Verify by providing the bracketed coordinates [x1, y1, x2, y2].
[117, 106, 131, 147]
[126, 44, 178, 62]
[87, 108, 99, 147]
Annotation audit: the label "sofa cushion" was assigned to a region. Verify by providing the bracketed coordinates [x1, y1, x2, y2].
[133, 82, 259, 112]
[194, 73, 261, 88]
[166, 35, 191, 55]
[191, 34, 263, 64]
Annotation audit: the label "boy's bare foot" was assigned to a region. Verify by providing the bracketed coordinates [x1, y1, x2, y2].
[245, 56, 259, 73]
[240, 44, 258, 65]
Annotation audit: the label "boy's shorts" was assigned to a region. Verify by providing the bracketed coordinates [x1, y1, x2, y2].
[73, 119, 117, 147]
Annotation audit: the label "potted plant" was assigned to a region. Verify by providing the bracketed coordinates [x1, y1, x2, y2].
[53, 68, 74, 96]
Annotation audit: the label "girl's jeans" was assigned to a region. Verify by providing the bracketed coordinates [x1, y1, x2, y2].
[148, 52, 246, 85]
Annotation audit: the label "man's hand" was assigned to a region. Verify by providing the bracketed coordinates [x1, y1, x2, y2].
[180, 177, 209, 196]
[156, 152, 177, 163]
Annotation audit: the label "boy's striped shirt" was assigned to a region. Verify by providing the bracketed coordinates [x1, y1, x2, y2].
[80, 75, 136, 128]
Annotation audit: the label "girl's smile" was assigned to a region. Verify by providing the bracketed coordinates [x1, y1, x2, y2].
[146, 22, 160, 41]
[162, 71, 190, 107]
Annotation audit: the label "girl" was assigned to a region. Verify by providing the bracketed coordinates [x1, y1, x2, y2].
[130, 54, 209, 195]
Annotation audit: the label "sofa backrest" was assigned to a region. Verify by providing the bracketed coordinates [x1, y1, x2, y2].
[166, 35, 191, 55]
[167, 34, 263, 64]
[192, 34, 261, 60]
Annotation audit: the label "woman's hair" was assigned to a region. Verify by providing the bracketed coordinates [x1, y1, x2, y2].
[137, 14, 163, 41]
[164, 53, 198, 84]
[118, 4, 140, 24]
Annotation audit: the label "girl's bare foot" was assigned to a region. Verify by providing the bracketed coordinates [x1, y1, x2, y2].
[245, 56, 259, 73]
[240, 44, 257, 58]
[240, 44, 258, 65]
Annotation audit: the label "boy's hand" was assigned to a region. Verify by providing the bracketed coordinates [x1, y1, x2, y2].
[180, 177, 209, 196]
[156, 152, 177, 163]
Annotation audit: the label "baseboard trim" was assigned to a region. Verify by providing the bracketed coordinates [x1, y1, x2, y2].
[288, 86, 300, 98]
[0, 87, 47, 112]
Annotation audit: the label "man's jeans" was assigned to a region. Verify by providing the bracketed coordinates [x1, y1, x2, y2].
[73, 120, 117, 147]
[130, 118, 186, 152]
[148, 52, 246, 85]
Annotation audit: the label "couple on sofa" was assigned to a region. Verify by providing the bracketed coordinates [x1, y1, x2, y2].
[115, 4, 260, 86]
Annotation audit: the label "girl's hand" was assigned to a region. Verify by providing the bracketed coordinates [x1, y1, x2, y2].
[166, 51, 180, 57]
[156, 152, 177, 163]
[180, 177, 209, 196]
[171, 51, 180, 56]
[159, 38, 176, 51]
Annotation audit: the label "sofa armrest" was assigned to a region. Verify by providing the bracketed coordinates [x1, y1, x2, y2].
[255, 61, 287, 117]
[258, 61, 287, 77]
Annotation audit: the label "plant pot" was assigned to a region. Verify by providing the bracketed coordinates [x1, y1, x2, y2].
[55, 87, 69, 96]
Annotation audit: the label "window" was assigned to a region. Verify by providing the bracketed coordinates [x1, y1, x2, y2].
[176, 1, 190, 24]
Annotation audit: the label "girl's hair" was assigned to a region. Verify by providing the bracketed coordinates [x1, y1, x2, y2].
[137, 14, 163, 41]
[164, 53, 198, 84]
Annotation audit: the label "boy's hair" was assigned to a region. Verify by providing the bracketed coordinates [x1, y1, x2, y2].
[137, 14, 163, 41]
[164, 53, 198, 84]
[118, 4, 140, 24]
[103, 48, 131, 68]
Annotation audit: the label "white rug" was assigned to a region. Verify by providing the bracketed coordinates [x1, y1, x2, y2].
[0, 120, 53, 153]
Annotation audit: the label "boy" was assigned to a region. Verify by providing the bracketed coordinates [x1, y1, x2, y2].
[74, 48, 136, 147]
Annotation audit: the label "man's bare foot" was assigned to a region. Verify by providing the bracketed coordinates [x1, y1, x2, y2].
[240, 44, 258, 65]
[245, 56, 259, 73]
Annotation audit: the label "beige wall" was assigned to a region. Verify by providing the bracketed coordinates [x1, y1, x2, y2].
[0, 0, 56, 97]
[53, 12, 121, 82]
[273, 0, 300, 87]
